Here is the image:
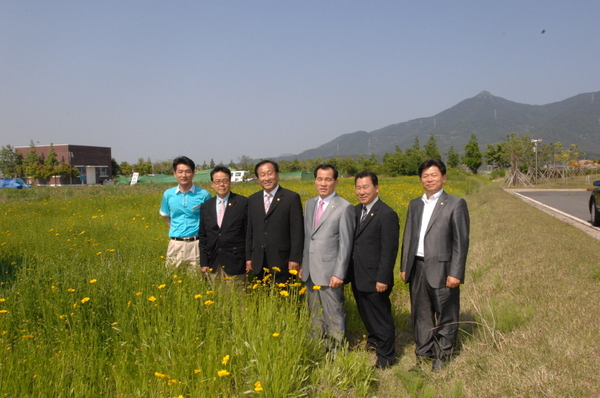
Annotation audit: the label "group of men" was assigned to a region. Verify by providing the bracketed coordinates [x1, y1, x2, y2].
[159, 156, 470, 372]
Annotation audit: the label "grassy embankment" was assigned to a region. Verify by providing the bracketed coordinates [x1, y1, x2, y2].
[1, 173, 599, 397]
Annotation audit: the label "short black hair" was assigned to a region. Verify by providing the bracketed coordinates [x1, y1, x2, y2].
[354, 171, 378, 186]
[210, 166, 231, 181]
[254, 160, 279, 176]
[173, 156, 195, 172]
[314, 164, 338, 180]
[418, 159, 447, 177]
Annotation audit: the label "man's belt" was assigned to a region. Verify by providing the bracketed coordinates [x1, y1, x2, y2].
[171, 236, 199, 242]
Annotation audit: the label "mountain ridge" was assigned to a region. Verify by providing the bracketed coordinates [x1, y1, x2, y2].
[279, 90, 600, 160]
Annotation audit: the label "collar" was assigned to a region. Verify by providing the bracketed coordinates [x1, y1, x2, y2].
[421, 189, 444, 204]
[264, 185, 280, 197]
[363, 196, 379, 212]
[176, 185, 196, 194]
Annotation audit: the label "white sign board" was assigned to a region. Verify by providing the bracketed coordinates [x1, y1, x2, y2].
[131, 172, 139, 185]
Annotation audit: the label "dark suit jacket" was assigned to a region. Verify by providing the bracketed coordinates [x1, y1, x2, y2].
[246, 186, 304, 274]
[400, 190, 470, 289]
[199, 192, 248, 275]
[349, 198, 399, 292]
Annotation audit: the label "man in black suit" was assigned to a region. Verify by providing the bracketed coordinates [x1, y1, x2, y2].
[246, 160, 304, 284]
[350, 171, 399, 369]
[401, 159, 470, 372]
[199, 166, 248, 282]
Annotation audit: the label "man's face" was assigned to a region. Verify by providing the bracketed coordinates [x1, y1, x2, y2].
[211, 171, 231, 198]
[315, 168, 338, 199]
[355, 176, 379, 206]
[257, 162, 278, 193]
[420, 165, 446, 197]
[174, 163, 194, 189]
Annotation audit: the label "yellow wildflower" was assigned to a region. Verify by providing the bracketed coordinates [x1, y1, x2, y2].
[204, 300, 215, 306]
[217, 370, 230, 377]
[0, 310, 8, 314]
[254, 381, 264, 392]
[288, 269, 298, 276]
[0, 298, 6, 302]
[111, 322, 118, 326]
[67, 288, 75, 293]
[80, 297, 90, 304]
[312, 285, 322, 290]
[136, 292, 142, 296]
[96, 252, 102, 255]
[272, 332, 280, 337]
[277, 283, 287, 288]
[272, 267, 281, 272]
[154, 372, 170, 379]
[221, 355, 230, 365]
[157, 284, 166, 289]
[279, 290, 289, 297]
[194, 294, 203, 299]
[148, 296, 157, 302]
[194, 369, 202, 374]
[89, 279, 97, 284]
[167, 379, 177, 386]
[206, 290, 214, 295]
[263, 268, 270, 273]
[22, 335, 34, 339]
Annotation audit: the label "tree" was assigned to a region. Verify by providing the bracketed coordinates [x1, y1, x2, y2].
[484, 142, 510, 170]
[119, 161, 133, 176]
[111, 158, 121, 177]
[54, 163, 80, 179]
[22, 140, 44, 180]
[446, 146, 460, 168]
[152, 160, 173, 175]
[404, 137, 426, 175]
[209, 158, 215, 168]
[500, 133, 533, 186]
[382, 146, 407, 176]
[462, 134, 482, 174]
[237, 155, 253, 171]
[424, 134, 442, 160]
[0, 145, 21, 177]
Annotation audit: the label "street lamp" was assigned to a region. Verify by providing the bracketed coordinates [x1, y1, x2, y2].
[531, 139, 542, 185]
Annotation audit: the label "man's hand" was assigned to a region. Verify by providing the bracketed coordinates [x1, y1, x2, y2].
[201, 266, 210, 274]
[376, 282, 388, 292]
[446, 276, 461, 288]
[401, 271, 406, 282]
[288, 261, 300, 271]
[329, 276, 343, 288]
[245, 261, 252, 273]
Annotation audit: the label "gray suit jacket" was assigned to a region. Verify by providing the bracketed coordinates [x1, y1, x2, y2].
[301, 193, 355, 286]
[400, 190, 470, 289]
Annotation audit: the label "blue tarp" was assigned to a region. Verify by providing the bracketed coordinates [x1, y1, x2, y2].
[0, 178, 31, 189]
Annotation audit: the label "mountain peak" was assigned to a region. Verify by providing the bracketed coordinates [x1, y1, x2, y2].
[477, 90, 493, 98]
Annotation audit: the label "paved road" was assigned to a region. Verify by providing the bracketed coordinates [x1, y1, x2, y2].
[515, 190, 592, 223]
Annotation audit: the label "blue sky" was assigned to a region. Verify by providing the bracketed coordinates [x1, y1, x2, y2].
[1, 1, 597, 164]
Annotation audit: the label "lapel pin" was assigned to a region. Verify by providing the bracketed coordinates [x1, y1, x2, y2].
[277, 198, 281, 201]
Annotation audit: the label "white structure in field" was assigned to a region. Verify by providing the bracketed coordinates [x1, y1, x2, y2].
[231, 170, 249, 182]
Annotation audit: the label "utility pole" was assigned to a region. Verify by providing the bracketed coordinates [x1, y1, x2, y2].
[531, 139, 542, 185]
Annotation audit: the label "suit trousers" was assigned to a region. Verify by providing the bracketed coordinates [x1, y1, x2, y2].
[305, 277, 346, 349]
[409, 257, 460, 361]
[351, 284, 396, 367]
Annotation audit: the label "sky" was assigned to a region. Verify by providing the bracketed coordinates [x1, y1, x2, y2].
[1, 1, 598, 165]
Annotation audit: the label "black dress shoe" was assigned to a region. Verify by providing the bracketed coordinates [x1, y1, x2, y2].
[432, 359, 447, 372]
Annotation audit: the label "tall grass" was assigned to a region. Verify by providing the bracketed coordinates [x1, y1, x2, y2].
[0, 176, 479, 397]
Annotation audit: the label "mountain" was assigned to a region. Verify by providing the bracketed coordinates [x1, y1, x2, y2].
[281, 90, 600, 160]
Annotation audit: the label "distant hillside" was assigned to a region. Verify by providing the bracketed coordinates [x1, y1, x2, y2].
[280, 90, 600, 160]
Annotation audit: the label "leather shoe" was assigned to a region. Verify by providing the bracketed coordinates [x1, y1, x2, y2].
[432, 359, 447, 372]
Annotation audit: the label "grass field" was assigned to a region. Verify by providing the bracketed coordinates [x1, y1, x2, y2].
[1, 173, 599, 397]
